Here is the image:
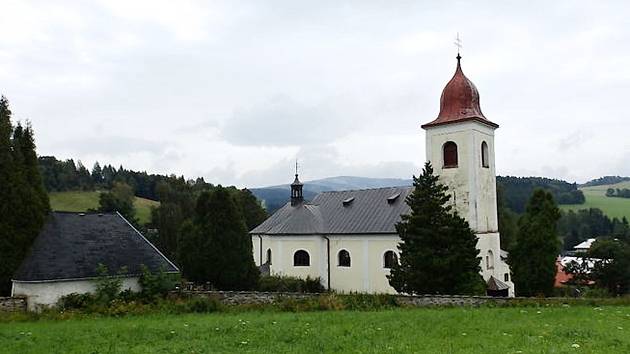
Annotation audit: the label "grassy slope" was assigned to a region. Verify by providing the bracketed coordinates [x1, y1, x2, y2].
[560, 181, 630, 220]
[49, 191, 159, 225]
[1, 307, 630, 353]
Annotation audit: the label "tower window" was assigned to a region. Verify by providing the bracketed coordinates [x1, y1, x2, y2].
[481, 141, 489, 168]
[266, 248, 272, 265]
[293, 250, 310, 266]
[486, 250, 494, 270]
[443, 141, 458, 168]
[338, 249, 351, 267]
[383, 250, 398, 269]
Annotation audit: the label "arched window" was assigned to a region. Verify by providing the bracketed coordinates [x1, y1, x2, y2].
[338, 250, 351, 267]
[481, 141, 489, 168]
[293, 250, 310, 266]
[383, 250, 398, 269]
[443, 141, 458, 168]
[266, 248, 272, 265]
[486, 250, 494, 270]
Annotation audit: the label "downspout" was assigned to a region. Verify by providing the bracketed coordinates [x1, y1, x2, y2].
[323, 235, 331, 291]
[257, 235, 263, 265]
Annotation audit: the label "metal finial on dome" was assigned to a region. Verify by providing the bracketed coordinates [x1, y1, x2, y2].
[454, 32, 462, 60]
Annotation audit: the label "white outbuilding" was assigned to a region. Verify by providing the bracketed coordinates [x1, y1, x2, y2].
[11, 211, 179, 310]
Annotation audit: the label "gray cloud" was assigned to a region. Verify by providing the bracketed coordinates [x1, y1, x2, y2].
[1, 1, 629, 187]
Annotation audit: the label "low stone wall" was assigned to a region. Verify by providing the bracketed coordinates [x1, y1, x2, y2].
[179, 291, 513, 307]
[0, 297, 27, 312]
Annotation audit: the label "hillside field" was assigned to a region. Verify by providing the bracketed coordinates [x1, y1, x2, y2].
[48, 191, 159, 225]
[1, 306, 630, 353]
[560, 181, 630, 220]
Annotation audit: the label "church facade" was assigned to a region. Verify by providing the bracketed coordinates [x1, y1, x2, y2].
[250, 55, 514, 296]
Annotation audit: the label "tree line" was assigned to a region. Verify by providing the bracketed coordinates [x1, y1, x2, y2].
[606, 188, 630, 198]
[0, 96, 49, 295]
[38, 155, 183, 201]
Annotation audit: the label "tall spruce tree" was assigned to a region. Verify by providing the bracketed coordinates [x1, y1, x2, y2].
[508, 189, 561, 297]
[388, 162, 485, 295]
[177, 186, 259, 290]
[0, 97, 49, 294]
[0, 96, 16, 294]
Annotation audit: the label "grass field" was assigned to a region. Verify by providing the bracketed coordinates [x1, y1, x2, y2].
[1, 306, 630, 353]
[49, 191, 159, 225]
[560, 181, 630, 220]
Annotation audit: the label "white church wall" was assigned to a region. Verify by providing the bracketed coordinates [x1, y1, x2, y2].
[252, 234, 400, 294]
[12, 277, 141, 311]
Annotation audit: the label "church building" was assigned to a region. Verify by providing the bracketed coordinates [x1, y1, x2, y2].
[250, 54, 513, 296]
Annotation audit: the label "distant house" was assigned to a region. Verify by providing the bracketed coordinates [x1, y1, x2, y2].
[11, 212, 179, 310]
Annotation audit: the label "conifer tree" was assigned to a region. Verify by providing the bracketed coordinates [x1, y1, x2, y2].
[0, 97, 49, 294]
[388, 162, 485, 295]
[177, 186, 259, 290]
[0, 96, 16, 294]
[508, 189, 561, 297]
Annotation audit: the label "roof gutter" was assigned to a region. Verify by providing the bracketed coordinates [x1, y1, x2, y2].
[257, 235, 263, 265]
[323, 235, 331, 291]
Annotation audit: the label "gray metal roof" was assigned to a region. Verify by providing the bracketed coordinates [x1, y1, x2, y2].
[250, 186, 413, 235]
[13, 212, 179, 282]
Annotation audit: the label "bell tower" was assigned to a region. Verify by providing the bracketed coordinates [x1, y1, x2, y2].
[421, 54, 499, 233]
[422, 53, 513, 295]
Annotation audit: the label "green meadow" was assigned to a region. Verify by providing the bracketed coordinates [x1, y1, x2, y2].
[560, 181, 630, 220]
[1, 306, 630, 353]
[49, 191, 159, 225]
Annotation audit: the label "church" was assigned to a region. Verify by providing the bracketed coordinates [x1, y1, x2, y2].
[250, 54, 514, 296]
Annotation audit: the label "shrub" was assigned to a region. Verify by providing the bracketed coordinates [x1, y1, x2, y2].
[139, 265, 179, 302]
[57, 293, 94, 311]
[94, 264, 126, 304]
[185, 296, 222, 313]
[258, 275, 325, 293]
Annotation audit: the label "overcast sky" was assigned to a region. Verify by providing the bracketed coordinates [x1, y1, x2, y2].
[1, 1, 629, 187]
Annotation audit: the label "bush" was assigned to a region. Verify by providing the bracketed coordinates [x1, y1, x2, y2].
[57, 293, 94, 311]
[139, 265, 179, 302]
[258, 275, 325, 293]
[184, 296, 222, 313]
[94, 264, 126, 304]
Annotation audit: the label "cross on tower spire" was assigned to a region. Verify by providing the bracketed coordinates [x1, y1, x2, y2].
[454, 32, 462, 61]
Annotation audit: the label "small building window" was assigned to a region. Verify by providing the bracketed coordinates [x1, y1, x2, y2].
[443, 141, 458, 168]
[293, 250, 310, 266]
[481, 141, 489, 168]
[486, 250, 494, 270]
[504, 273, 509, 282]
[266, 248, 272, 265]
[338, 249, 351, 267]
[384, 250, 398, 269]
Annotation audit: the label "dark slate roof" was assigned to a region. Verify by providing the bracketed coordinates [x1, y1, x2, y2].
[487, 276, 509, 291]
[250, 186, 413, 235]
[13, 212, 179, 282]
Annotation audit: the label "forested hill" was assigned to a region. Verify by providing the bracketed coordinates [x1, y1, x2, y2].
[252, 176, 585, 214]
[496, 176, 584, 214]
[582, 176, 630, 187]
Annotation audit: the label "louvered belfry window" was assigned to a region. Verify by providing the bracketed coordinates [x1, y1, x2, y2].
[443, 141, 458, 168]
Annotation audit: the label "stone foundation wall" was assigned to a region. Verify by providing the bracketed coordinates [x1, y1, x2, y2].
[0, 297, 27, 312]
[179, 291, 513, 307]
